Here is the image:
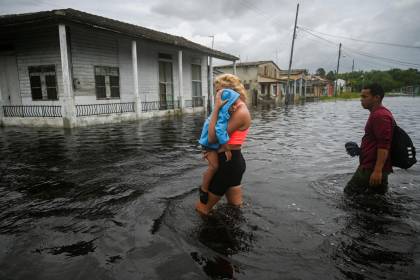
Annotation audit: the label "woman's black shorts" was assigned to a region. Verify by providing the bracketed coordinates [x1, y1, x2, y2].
[209, 150, 246, 196]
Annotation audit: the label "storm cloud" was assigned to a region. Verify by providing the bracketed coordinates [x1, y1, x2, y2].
[1, 0, 419, 73]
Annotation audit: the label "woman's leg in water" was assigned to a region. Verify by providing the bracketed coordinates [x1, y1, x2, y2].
[201, 151, 218, 192]
[195, 191, 221, 215]
[225, 185, 242, 207]
[196, 186, 242, 215]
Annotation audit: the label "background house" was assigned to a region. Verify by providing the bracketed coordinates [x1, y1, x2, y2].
[214, 61, 283, 106]
[278, 69, 306, 100]
[0, 9, 238, 127]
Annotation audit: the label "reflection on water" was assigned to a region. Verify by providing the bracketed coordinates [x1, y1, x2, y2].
[0, 97, 419, 279]
[196, 206, 254, 256]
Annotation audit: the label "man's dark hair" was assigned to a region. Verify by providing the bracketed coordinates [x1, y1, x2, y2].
[363, 83, 384, 100]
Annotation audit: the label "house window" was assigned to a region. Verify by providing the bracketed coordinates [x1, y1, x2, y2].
[191, 64, 202, 98]
[264, 66, 268, 76]
[94, 66, 120, 99]
[158, 60, 174, 109]
[28, 65, 58, 100]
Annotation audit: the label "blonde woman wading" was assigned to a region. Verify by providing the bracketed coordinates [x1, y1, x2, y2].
[196, 74, 251, 215]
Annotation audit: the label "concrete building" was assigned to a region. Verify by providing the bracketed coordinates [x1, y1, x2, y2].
[305, 75, 331, 98]
[214, 61, 283, 106]
[278, 69, 307, 100]
[0, 9, 238, 127]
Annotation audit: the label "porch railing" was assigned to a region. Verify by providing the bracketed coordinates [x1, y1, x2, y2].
[185, 96, 205, 108]
[76, 102, 135, 117]
[3, 105, 62, 117]
[141, 100, 180, 112]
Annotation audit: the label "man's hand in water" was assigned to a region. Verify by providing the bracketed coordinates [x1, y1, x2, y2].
[370, 170, 383, 186]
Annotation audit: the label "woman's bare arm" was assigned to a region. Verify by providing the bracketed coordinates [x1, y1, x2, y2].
[227, 107, 251, 135]
[208, 90, 227, 144]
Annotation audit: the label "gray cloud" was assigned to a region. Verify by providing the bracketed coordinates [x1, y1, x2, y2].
[1, 0, 419, 72]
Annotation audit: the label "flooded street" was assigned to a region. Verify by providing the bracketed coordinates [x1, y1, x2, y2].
[1, 97, 419, 279]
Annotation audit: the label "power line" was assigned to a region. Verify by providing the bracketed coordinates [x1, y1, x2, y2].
[299, 27, 420, 68]
[297, 31, 339, 69]
[238, 0, 285, 27]
[342, 46, 420, 67]
[297, 27, 338, 47]
[298, 25, 420, 50]
[341, 50, 395, 70]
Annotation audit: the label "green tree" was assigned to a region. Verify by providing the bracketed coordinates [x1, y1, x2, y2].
[326, 71, 335, 81]
[316, 68, 326, 77]
[335, 68, 420, 92]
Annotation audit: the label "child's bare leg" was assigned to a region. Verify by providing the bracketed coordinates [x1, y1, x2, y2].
[201, 151, 219, 192]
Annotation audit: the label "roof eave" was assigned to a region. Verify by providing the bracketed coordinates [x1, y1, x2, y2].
[0, 8, 238, 61]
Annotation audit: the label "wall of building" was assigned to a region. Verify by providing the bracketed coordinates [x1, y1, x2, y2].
[70, 25, 120, 104]
[14, 26, 63, 106]
[131, 39, 208, 107]
[213, 66, 257, 105]
[6, 24, 209, 109]
[1, 24, 212, 127]
[0, 55, 21, 105]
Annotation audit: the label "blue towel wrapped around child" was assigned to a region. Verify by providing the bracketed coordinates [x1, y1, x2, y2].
[198, 89, 240, 150]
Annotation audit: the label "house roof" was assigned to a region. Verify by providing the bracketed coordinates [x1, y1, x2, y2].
[0, 8, 238, 61]
[278, 69, 307, 75]
[215, 60, 282, 70]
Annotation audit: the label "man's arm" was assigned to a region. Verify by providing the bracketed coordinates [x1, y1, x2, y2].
[370, 148, 389, 186]
[370, 113, 393, 186]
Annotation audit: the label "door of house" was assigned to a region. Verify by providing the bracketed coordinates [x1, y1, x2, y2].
[158, 60, 174, 110]
[0, 55, 21, 105]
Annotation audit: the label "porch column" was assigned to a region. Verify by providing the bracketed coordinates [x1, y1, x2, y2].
[209, 55, 214, 111]
[0, 86, 4, 126]
[58, 24, 76, 128]
[293, 79, 297, 96]
[132, 40, 141, 117]
[304, 79, 307, 97]
[299, 75, 303, 97]
[233, 60, 237, 75]
[201, 55, 208, 110]
[178, 50, 184, 109]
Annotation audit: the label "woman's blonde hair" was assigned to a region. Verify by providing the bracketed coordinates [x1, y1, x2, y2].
[214, 73, 248, 103]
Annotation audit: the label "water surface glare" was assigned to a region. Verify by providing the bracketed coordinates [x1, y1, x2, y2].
[1, 97, 419, 279]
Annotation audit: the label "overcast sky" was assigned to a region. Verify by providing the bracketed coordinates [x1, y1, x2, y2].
[1, 0, 420, 73]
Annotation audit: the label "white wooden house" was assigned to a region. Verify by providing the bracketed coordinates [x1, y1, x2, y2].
[0, 9, 238, 127]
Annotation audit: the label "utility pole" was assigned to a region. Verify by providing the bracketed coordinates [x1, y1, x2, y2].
[285, 3, 299, 105]
[334, 42, 342, 97]
[351, 59, 354, 72]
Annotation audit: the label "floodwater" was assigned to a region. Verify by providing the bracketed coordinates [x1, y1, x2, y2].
[0, 97, 419, 279]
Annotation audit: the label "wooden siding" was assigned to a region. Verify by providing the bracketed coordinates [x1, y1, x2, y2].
[14, 26, 63, 105]
[70, 25, 119, 99]
[7, 24, 208, 107]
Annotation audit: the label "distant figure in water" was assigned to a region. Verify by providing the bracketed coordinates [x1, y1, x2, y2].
[196, 74, 251, 215]
[345, 83, 395, 195]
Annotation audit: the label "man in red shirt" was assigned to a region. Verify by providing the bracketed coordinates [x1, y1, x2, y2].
[345, 83, 394, 195]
